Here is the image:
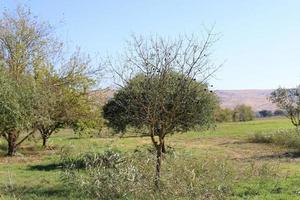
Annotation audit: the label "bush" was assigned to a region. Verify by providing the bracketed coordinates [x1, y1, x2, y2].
[61, 150, 234, 200]
[60, 149, 283, 200]
[247, 129, 300, 149]
[232, 105, 254, 122]
[215, 107, 233, 123]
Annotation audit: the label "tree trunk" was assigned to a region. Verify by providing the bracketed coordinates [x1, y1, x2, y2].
[161, 140, 166, 153]
[155, 140, 163, 190]
[39, 128, 51, 148]
[7, 132, 17, 156]
[42, 135, 47, 147]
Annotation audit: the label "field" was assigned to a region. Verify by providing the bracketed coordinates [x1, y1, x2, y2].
[1, 117, 300, 199]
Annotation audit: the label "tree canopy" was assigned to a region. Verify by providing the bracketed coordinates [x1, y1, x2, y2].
[269, 87, 300, 129]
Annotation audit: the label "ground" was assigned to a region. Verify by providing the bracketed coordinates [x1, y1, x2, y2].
[1, 117, 300, 199]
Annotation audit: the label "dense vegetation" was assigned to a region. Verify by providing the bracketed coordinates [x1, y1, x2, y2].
[0, 7, 102, 155]
[215, 104, 254, 122]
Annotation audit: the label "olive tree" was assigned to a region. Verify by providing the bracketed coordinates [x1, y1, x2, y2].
[269, 86, 300, 130]
[103, 32, 219, 188]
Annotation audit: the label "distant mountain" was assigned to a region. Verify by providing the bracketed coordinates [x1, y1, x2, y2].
[90, 88, 278, 112]
[215, 89, 278, 111]
[88, 88, 116, 105]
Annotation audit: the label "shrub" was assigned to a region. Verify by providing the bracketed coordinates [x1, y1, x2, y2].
[215, 107, 233, 123]
[247, 129, 300, 149]
[232, 105, 254, 122]
[61, 150, 234, 200]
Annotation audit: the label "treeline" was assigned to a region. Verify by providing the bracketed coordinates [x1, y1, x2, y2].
[215, 105, 285, 123]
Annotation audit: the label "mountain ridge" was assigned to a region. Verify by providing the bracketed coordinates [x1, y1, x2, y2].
[90, 88, 279, 112]
[215, 89, 277, 111]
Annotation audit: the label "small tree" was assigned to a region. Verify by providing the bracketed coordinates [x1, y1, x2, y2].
[103, 32, 219, 188]
[269, 87, 300, 130]
[232, 104, 254, 122]
[33, 50, 99, 147]
[0, 70, 36, 155]
[215, 107, 233, 122]
[0, 7, 60, 155]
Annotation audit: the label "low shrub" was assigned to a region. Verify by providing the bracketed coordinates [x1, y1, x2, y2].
[60, 150, 234, 200]
[247, 129, 300, 149]
[60, 150, 283, 200]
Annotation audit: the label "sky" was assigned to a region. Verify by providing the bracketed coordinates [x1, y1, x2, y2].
[1, 0, 300, 90]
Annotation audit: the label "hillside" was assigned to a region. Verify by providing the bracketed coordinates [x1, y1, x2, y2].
[91, 88, 278, 112]
[216, 89, 277, 111]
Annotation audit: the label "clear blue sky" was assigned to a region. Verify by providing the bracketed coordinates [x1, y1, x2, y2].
[2, 0, 300, 90]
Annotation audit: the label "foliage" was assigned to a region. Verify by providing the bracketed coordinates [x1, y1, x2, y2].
[61, 150, 234, 200]
[0, 69, 37, 155]
[248, 129, 300, 149]
[215, 107, 233, 122]
[0, 6, 61, 154]
[0, 6, 61, 78]
[269, 87, 300, 129]
[33, 52, 100, 146]
[103, 73, 218, 134]
[0, 6, 101, 150]
[61, 150, 282, 200]
[232, 104, 254, 122]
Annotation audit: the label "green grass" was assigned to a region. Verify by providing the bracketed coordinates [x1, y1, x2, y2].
[1, 117, 300, 199]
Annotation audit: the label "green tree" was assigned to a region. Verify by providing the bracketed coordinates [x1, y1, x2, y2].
[232, 104, 254, 122]
[0, 6, 101, 150]
[33, 50, 99, 147]
[269, 87, 300, 130]
[103, 33, 219, 188]
[215, 107, 233, 122]
[0, 6, 60, 155]
[0, 69, 36, 155]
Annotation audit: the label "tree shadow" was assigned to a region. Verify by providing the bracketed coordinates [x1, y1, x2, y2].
[218, 140, 248, 145]
[28, 159, 87, 171]
[119, 134, 149, 138]
[28, 163, 63, 171]
[2, 185, 75, 200]
[252, 151, 300, 160]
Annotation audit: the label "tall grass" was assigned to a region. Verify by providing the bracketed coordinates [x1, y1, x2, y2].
[247, 129, 300, 149]
[60, 148, 279, 200]
[60, 149, 234, 200]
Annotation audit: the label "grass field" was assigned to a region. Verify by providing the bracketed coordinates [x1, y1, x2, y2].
[1, 117, 300, 199]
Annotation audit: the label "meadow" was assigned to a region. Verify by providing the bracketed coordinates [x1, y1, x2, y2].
[1, 117, 300, 200]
